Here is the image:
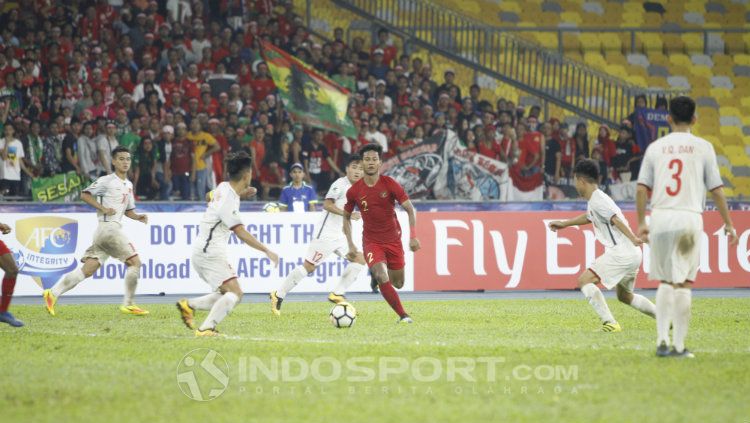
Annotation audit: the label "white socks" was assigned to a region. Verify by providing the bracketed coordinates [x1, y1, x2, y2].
[51, 269, 86, 297]
[277, 266, 308, 298]
[199, 292, 239, 331]
[581, 283, 615, 324]
[673, 288, 692, 353]
[655, 283, 675, 347]
[333, 263, 364, 295]
[123, 266, 139, 306]
[629, 294, 656, 318]
[189, 292, 223, 310]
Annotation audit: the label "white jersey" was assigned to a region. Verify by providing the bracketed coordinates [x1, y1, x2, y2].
[194, 182, 243, 256]
[83, 173, 135, 224]
[637, 132, 722, 214]
[315, 176, 352, 240]
[587, 189, 631, 249]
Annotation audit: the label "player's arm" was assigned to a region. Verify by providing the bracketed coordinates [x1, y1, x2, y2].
[80, 191, 116, 215]
[710, 187, 738, 245]
[202, 139, 220, 160]
[611, 215, 642, 246]
[635, 184, 650, 241]
[0, 222, 11, 234]
[232, 225, 279, 267]
[343, 191, 358, 258]
[323, 198, 361, 220]
[401, 199, 420, 252]
[125, 208, 148, 224]
[548, 213, 589, 231]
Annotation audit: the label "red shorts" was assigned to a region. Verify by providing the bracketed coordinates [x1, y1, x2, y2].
[363, 240, 405, 270]
[0, 240, 10, 256]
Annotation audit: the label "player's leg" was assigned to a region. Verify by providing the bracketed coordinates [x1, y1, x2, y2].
[578, 269, 619, 331]
[654, 281, 675, 356]
[329, 252, 366, 303]
[616, 278, 655, 318]
[119, 254, 148, 315]
[671, 280, 693, 357]
[271, 259, 315, 315]
[0, 247, 23, 327]
[44, 257, 101, 315]
[197, 278, 243, 336]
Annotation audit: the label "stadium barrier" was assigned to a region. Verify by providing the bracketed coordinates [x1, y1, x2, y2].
[3, 203, 748, 295]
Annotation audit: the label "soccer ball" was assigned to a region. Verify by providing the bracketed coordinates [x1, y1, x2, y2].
[330, 302, 356, 328]
[262, 202, 281, 213]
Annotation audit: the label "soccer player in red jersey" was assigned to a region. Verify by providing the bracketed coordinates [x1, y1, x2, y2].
[0, 222, 22, 327]
[343, 144, 420, 323]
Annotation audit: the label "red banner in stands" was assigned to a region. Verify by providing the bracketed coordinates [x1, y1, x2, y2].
[415, 211, 750, 290]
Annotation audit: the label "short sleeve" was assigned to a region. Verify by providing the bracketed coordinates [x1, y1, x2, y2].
[207, 134, 217, 146]
[218, 196, 242, 229]
[637, 145, 654, 189]
[703, 144, 723, 191]
[306, 186, 318, 205]
[278, 188, 290, 207]
[96, 136, 109, 152]
[15, 141, 24, 159]
[344, 185, 356, 213]
[324, 179, 343, 200]
[387, 176, 408, 204]
[83, 176, 108, 196]
[590, 192, 619, 223]
[126, 187, 136, 211]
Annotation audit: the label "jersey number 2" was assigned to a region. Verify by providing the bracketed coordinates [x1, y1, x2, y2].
[666, 159, 683, 197]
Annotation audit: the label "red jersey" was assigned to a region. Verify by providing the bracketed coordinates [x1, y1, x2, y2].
[345, 175, 408, 244]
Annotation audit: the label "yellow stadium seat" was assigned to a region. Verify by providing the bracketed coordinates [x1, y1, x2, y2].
[680, 33, 703, 54]
[669, 53, 692, 67]
[720, 126, 743, 138]
[600, 33, 623, 52]
[580, 33, 602, 52]
[562, 33, 582, 53]
[710, 87, 732, 99]
[719, 106, 741, 118]
[560, 11, 582, 25]
[735, 54, 750, 66]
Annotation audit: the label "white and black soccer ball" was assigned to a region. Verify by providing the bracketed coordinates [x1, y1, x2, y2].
[262, 202, 281, 213]
[330, 302, 356, 328]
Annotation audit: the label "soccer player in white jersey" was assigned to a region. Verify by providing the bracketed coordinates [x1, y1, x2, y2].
[44, 146, 150, 316]
[549, 159, 656, 332]
[270, 154, 367, 315]
[177, 152, 279, 337]
[637, 96, 737, 358]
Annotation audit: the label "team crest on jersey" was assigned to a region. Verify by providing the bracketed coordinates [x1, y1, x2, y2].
[12, 217, 79, 289]
[380, 191, 388, 198]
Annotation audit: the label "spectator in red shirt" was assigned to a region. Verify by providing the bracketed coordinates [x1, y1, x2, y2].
[595, 125, 616, 166]
[250, 62, 276, 104]
[370, 28, 397, 67]
[181, 64, 202, 100]
[476, 125, 502, 160]
[170, 122, 193, 200]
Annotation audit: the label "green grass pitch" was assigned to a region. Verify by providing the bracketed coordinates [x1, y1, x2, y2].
[2, 297, 749, 422]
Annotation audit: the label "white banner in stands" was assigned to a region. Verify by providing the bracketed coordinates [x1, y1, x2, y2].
[5, 211, 414, 296]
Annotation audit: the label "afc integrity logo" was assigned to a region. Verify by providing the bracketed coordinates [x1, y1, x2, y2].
[177, 349, 230, 401]
[13, 217, 78, 289]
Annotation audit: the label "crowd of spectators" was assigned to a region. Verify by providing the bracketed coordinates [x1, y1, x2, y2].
[0, 0, 645, 202]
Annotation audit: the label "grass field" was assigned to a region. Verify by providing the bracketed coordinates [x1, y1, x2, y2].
[2, 297, 749, 423]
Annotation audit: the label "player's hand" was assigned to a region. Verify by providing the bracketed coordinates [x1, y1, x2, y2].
[409, 237, 421, 252]
[103, 207, 116, 216]
[0, 223, 11, 234]
[548, 221, 565, 232]
[725, 225, 738, 246]
[637, 225, 649, 244]
[266, 250, 280, 268]
[137, 214, 148, 224]
[240, 186, 257, 198]
[350, 211, 361, 221]
[630, 236, 643, 247]
[346, 248, 359, 262]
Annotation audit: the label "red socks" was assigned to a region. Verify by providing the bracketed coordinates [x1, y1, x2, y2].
[379, 281, 407, 318]
[0, 276, 16, 313]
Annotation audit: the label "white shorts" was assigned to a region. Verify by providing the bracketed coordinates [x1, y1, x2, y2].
[82, 222, 138, 264]
[304, 237, 347, 266]
[648, 209, 703, 283]
[589, 244, 642, 292]
[192, 250, 237, 291]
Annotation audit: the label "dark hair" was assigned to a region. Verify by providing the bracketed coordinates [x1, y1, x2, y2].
[226, 151, 253, 181]
[112, 145, 130, 158]
[669, 96, 695, 124]
[347, 154, 362, 166]
[358, 143, 383, 159]
[573, 159, 599, 182]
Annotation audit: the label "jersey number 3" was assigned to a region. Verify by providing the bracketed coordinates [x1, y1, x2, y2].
[666, 158, 683, 196]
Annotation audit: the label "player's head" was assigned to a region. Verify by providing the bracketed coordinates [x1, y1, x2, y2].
[668, 96, 696, 126]
[345, 154, 363, 182]
[573, 158, 599, 195]
[226, 151, 253, 185]
[111, 146, 131, 173]
[358, 143, 383, 176]
[289, 163, 305, 183]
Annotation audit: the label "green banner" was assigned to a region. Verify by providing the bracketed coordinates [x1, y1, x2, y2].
[32, 171, 88, 202]
[262, 41, 356, 138]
